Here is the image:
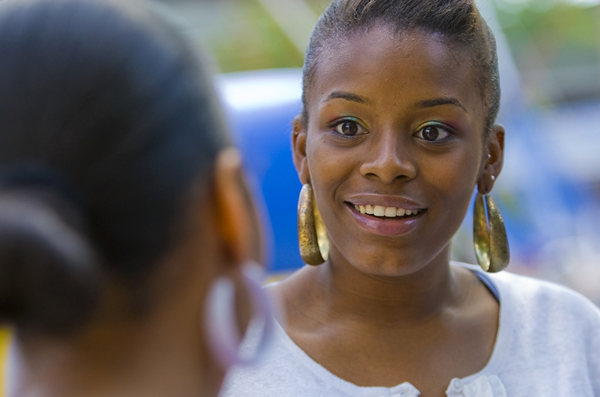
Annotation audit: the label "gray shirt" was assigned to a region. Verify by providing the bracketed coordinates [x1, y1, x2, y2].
[220, 263, 600, 397]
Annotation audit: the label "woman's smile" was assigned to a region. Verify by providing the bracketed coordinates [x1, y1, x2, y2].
[343, 193, 428, 236]
[346, 202, 426, 236]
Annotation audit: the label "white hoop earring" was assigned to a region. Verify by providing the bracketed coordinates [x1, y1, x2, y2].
[203, 261, 274, 368]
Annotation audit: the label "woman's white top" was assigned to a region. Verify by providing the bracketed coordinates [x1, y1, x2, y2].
[220, 263, 600, 397]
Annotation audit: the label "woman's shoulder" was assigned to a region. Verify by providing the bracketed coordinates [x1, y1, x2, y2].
[453, 261, 600, 328]
[453, 262, 600, 394]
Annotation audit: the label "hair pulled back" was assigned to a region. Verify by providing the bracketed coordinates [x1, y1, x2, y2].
[302, 0, 500, 134]
[0, 0, 227, 335]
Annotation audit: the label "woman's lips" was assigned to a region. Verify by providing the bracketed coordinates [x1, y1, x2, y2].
[345, 202, 426, 236]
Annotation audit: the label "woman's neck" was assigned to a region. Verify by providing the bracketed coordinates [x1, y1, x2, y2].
[274, 251, 499, 392]
[279, 247, 468, 330]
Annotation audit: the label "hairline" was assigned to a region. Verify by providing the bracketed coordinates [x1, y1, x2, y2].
[300, 23, 498, 137]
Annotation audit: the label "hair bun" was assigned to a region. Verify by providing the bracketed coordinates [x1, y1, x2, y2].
[0, 194, 102, 335]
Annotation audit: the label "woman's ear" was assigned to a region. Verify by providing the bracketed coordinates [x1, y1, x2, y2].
[213, 147, 261, 266]
[210, 147, 266, 355]
[477, 124, 505, 194]
[292, 116, 310, 185]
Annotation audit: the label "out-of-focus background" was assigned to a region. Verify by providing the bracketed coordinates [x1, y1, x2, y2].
[151, 0, 600, 302]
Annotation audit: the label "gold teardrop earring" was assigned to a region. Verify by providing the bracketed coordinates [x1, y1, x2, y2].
[473, 175, 510, 272]
[297, 184, 329, 265]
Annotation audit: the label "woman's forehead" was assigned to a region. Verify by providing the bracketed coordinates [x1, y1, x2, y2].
[308, 26, 483, 116]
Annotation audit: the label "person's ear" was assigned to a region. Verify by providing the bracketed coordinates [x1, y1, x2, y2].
[292, 116, 310, 185]
[477, 124, 505, 194]
[211, 147, 267, 354]
[213, 147, 260, 266]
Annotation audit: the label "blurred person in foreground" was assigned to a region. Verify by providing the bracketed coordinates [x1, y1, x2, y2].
[0, 1, 273, 397]
[221, 0, 600, 396]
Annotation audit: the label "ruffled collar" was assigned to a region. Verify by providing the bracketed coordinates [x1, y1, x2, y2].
[297, 375, 507, 397]
[445, 375, 507, 397]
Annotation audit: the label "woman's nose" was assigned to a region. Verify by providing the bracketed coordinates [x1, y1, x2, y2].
[359, 130, 417, 184]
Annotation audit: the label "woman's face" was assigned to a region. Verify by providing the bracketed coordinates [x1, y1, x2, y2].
[293, 26, 504, 276]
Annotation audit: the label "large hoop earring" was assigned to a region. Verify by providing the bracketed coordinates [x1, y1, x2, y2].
[473, 193, 510, 272]
[297, 184, 329, 265]
[203, 261, 274, 368]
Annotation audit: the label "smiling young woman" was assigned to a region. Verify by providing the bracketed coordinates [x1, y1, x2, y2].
[220, 1, 600, 396]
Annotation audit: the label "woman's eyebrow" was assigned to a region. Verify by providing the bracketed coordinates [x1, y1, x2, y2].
[416, 97, 467, 113]
[323, 91, 373, 105]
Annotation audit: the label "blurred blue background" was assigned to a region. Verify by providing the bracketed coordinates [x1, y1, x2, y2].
[150, 0, 600, 304]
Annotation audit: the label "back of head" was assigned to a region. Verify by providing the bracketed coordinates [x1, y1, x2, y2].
[0, 0, 227, 335]
[302, 0, 500, 134]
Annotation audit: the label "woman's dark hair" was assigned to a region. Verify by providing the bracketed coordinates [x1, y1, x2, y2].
[0, 0, 228, 335]
[301, 0, 500, 135]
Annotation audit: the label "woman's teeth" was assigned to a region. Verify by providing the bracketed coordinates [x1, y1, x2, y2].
[353, 204, 420, 218]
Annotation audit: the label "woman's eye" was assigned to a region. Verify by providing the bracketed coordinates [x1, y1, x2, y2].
[333, 120, 365, 136]
[416, 124, 451, 142]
